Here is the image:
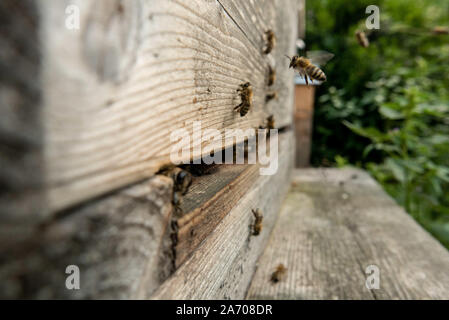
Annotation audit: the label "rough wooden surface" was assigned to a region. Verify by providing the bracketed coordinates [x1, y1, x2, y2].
[0, 175, 174, 299]
[294, 85, 315, 167]
[174, 163, 260, 268]
[247, 168, 449, 299]
[151, 130, 294, 299]
[218, 0, 297, 128]
[0, 0, 45, 247]
[39, 0, 297, 212]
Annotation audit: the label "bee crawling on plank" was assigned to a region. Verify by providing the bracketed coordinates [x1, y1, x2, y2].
[252, 208, 263, 236]
[271, 263, 287, 283]
[264, 30, 276, 54]
[265, 92, 277, 103]
[159, 165, 192, 210]
[266, 115, 275, 130]
[234, 82, 253, 117]
[267, 65, 276, 86]
[259, 115, 275, 130]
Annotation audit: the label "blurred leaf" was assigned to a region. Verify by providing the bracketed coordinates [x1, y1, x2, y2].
[385, 158, 406, 182]
[379, 104, 405, 120]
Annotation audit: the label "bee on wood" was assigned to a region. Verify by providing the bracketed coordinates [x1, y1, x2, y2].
[265, 92, 277, 103]
[234, 82, 253, 117]
[259, 115, 275, 130]
[171, 167, 192, 195]
[160, 166, 192, 208]
[263, 30, 276, 54]
[271, 263, 287, 283]
[355, 30, 370, 48]
[286, 51, 334, 85]
[252, 209, 263, 236]
[266, 115, 275, 130]
[267, 65, 276, 86]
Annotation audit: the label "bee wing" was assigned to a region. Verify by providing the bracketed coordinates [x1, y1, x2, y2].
[306, 50, 334, 66]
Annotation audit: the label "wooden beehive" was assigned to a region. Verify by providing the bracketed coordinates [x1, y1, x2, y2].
[0, 0, 298, 299]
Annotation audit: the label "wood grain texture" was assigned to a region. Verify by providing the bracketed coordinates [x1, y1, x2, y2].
[174, 163, 260, 267]
[39, 0, 297, 212]
[0, 175, 174, 299]
[151, 130, 294, 299]
[294, 85, 315, 167]
[246, 168, 449, 299]
[218, 0, 298, 128]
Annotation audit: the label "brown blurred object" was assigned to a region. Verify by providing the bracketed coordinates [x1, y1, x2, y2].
[270, 263, 287, 283]
[355, 30, 370, 48]
[432, 26, 449, 34]
[294, 84, 315, 168]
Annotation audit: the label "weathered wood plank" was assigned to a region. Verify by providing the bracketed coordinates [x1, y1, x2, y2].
[38, 0, 296, 212]
[294, 85, 315, 167]
[151, 130, 294, 299]
[174, 162, 260, 267]
[246, 168, 449, 299]
[0, 0, 45, 248]
[218, 0, 298, 131]
[0, 175, 174, 299]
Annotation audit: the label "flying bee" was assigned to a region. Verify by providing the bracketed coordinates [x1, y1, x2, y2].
[355, 30, 370, 48]
[252, 209, 263, 236]
[234, 82, 253, 117]
[265, 92, 277, 103]
[264, 30, 276, 54]
[267, 65, 276, 86]
[433, 26, 449, 35]
[271, 263, 287, 283]
[286, 51, 334, 85]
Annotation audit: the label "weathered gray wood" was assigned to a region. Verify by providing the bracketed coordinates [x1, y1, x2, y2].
[218, 0, 298, 131]
[294, 85, 315, 167]
[247, 168, 449, 299]
[0, 175, 174, 299]
[151, 130, 294, 299]
[0, 0, 45, 248]
[37, 0, 296, 213]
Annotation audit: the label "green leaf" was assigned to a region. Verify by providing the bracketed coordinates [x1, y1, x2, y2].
[385, 158, 406, 182]
[342, 121, 386, 142]
[379, 105, 405, 120]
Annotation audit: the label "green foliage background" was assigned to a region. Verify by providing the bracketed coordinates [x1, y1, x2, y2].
[306, 0, 449, 247]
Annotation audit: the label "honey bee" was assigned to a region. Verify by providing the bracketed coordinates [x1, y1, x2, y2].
[355, 30, 370, 48]
[252, 209, 263, 236]
[264, 30, 276, 54]
[235, 82, 253, 117]
[286, 51, 334, 85]
[171, 168, 192, 195]
[265, 92, 277, 103]
[271, 263, 287, 283]
[266, 115, 275, 130]
[160, 166, 192, 208]
[267, 65, 276, 86]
